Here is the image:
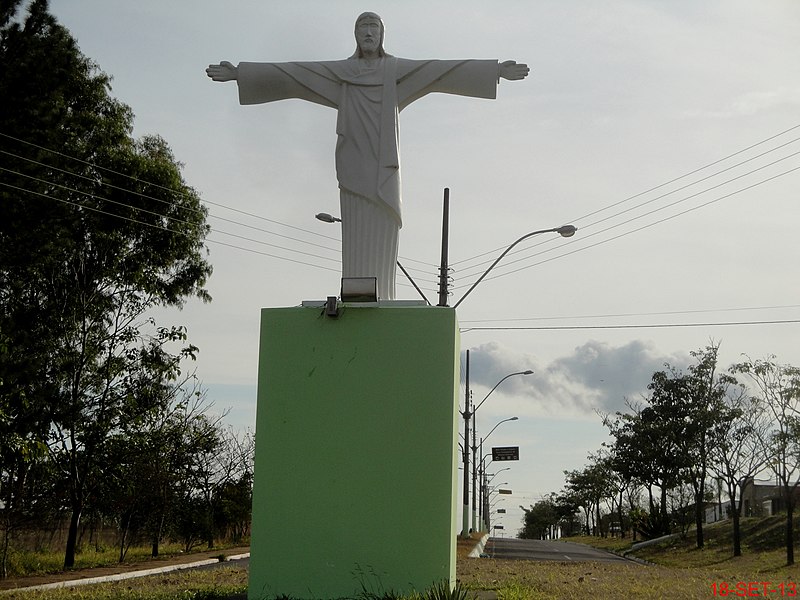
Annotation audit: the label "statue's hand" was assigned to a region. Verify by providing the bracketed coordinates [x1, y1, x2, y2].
[499, 60, 529, 81]
[206, 61, 238, 82]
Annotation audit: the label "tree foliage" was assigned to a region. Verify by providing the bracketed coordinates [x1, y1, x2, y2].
[601, 343, 731, 545]
[732, 356, 800, 565]
[518, 497, 558, 540]
[0, 0, 230, 573]
[708, 379, 768, 557]
[544, 342, 795, 559]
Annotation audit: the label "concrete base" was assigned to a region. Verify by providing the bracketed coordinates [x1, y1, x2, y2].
[248, 304, 460, 600]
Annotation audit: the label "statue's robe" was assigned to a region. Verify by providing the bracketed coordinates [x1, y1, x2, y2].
[236, 57, 499, 300]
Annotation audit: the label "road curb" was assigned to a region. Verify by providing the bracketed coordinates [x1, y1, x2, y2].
[468, 534, 490, 558]
[0, 553, 251, 594]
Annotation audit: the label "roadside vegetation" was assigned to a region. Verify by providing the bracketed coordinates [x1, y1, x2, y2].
[1, 0, 253, 580]
[518, 342, 800, 568]
[0, 566, 248, 600]
[0, 540, 248, 583]
[459, 515, 800, 599]
[4, 519, 798, 599]
[3, 2, 799, 598]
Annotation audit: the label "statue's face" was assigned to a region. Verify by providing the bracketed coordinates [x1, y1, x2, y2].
[355, 17, 382, 55]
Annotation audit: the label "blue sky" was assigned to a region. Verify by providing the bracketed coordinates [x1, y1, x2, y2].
[43, 0, 800, 535]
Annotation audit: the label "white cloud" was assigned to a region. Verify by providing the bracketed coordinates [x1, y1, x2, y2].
[683, 87, 800, 119]
[465, 339, 691, 418]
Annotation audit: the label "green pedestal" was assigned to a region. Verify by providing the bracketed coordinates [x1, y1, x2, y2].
[248, 304, 460, 600]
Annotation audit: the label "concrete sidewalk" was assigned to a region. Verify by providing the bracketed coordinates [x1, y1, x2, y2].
[0, 548, 250, 594]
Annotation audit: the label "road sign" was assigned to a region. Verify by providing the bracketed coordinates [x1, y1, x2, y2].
[493, 525, 504, 530]
[492, 446, 519, 461]
[497, 508, 506, 513]
[498, 489, 512, 495]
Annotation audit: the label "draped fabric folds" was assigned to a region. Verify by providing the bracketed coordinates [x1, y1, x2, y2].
[236, 57, 498, 299]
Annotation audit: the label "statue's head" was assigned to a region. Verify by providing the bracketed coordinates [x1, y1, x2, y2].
[351, 12, 387, 58]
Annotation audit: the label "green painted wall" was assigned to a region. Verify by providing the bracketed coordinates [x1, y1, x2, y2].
[248, 305, 460, 600]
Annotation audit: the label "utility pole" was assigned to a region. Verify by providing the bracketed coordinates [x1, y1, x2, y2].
[437, 188, 450, 307]
[472, 399, 478, 532]
[461, 349, 471, 537]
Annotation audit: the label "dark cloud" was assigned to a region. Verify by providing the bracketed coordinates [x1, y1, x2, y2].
[464, 340, 691, 417]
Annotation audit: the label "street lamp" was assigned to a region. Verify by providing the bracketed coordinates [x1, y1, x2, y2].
[489, 467, 511, 481]
[490, 494, 507, 508]
[315, 212, 341, 223]
[473, 373, 533, 414]
[481, 465, 512, 530]
[483, 417, 518, 441]
[453, 224, 577, 309]
[473, 417, 517, 533]
[461, 355, 531, 537]
[481, 465, 514, 531]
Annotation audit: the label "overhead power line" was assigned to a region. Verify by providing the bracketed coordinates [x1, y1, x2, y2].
[0, 131, 438, 270]
[0, 177, 440, 291]
[461, 319, 800, 333]
[456, 139, 800, 280]
[453, 148, 800, 284]
[451, 162, 800, 290]
[0, 180, 343, 272]
[451, 122, 800, 269]
[6, 122, 798, 294]
[459, 304, 800, 325]
[0, 167, 342, 265]
[0, 131, 341, 243]
[1, 148, 343, 255]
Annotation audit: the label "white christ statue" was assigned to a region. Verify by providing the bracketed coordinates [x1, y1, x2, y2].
[207, 12, 529, 300]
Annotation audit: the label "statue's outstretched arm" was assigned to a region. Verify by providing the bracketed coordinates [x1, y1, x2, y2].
[498, 60, 529, 81]
[206, 61, 239, 82]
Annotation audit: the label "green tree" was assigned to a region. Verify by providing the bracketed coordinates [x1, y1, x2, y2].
[676, 343, 733, 549]
[99, 376, 219, 560]
[604, 344, 731, 546]
[518, 496, 558, 540]
[213, 428, 254, 545]
[563, 458, 611, 537]
[732, 356, 800, 566]
[165, 408, 230, 553]
[597, 445, 636, 538]
[708, 382, 769, 557]
[0, 0, 212, 568]
[551, 492, 582, 538]
[604, 397, 687, 539]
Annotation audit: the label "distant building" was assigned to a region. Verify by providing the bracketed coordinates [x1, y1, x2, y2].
[705, 500, 731, 524]
[740, 477, 800, 517]
[704, 478, 800, 523]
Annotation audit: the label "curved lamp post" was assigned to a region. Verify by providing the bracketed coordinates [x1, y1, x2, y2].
[462, 369, 531, 536]
[484, 417, 518, 444]
[474, 372, 532, 414]
[488, 467, 511, 481]
[473, 417, 517, 532]
[480, 465, 512, 529]
[453, 224, 577, 309]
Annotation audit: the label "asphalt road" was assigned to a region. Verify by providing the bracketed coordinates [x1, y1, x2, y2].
[484, 537, 631, 563]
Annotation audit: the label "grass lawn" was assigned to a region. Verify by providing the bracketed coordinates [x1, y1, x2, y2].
[457, 516, 800, 599]
[0, 566, 248, 599]
[3, 516, 800, 599]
